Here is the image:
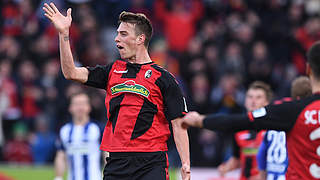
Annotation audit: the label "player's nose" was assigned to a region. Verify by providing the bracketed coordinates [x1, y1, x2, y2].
[115, 35, 120, 43]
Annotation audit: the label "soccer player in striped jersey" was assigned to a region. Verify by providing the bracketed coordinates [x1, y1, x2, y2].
[54, 92, 102, 180]
[43, 3, 190, 180]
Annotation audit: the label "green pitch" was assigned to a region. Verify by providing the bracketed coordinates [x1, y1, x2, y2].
[0, 164, 178, 180]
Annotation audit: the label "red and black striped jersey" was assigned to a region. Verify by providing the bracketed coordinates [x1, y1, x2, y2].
[84, 60, 187, 152]
[233, 130, 265, 180]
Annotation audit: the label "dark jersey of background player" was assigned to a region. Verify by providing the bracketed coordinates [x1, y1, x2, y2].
[84, 59, 187, 152]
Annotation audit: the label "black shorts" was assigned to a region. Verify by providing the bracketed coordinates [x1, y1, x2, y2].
[103, 151, 169, 180]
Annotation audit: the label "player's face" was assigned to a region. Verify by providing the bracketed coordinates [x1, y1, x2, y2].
[244, 88, 269, 112]
[115, 22, 138, 60]
[69, 94, 91, 119]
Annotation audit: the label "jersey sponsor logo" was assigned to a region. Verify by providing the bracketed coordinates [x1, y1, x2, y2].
[113, 69, 128, 73]
[111, 80, 150, 97]
[145, 70, 152, 79]
[252, 107, 267, 118]
[242, 147, 259, 155]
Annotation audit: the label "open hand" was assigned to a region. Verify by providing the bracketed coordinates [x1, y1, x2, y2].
[43, 3, 72, 35]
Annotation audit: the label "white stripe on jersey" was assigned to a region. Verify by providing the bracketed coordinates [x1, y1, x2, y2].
[60, 122, 102, 180]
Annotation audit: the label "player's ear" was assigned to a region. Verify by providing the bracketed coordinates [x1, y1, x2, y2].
[136, 34, 145, 46]
[306, 63, 311, 77]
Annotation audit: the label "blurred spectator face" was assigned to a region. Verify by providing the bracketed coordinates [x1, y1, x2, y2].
[244, 88, 268, 112]
[305, 17, 320, 36]
[289, 3, 303, 22]
[115, 22, 139, 60]
[44, 59, 59, 77]
[19, 60, 37, 82]
[187, 37, 202, 55]
[236, 24, 253, 43]
[19, 0, 33, 16]
[226, 42, 241, 58]
[205, 44, 218, 64]
[0, 36, 20, 59]
[69, 93, 91, 120]
[191, 73, 210, 103]
[188, 58, 206, 73]
[252, 41, 267, 60]
[0, 60, 11, 77]
[202, 20, 218, 40]
[220, 74, 239, 95]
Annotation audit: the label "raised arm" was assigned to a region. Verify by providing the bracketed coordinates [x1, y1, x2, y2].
[172, 117, 190, 180]
[43, 3, 88, 83]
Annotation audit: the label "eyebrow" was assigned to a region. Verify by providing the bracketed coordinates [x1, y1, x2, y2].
[117, 30, 128, 34]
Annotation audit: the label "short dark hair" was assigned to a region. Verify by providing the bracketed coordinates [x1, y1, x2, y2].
[248, 81, 273, 102]
[119, 11, 153, 47]
[307, 41, 320, 79]
[291, 76, 312, 99]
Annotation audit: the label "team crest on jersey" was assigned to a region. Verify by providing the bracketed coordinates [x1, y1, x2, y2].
[111, 80, 150, 97]
[145, 70, 152, 79]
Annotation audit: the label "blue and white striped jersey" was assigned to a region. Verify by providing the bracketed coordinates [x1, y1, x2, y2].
[59, 122, 102, 180]
[257, 130, 288, 180]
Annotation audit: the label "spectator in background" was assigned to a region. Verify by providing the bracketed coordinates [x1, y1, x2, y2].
[247, 41, 273, 87]
[220, 42, 245, 77]
[16, 60, 43, 130]
[0, 59, 21, 140]
[0, 79, 9, 150]
[256, 76, 312, 180]
[154, 0, 203, 53]
[293, 16, 320, 74]
[0, 36, 21, 62]
[3, 122, 32, 163]
[29, 114, 56, 165]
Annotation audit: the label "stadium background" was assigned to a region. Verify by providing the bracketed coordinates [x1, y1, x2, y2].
[0, 0, 319, 179]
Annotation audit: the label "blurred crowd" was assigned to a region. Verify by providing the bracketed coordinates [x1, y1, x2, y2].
[0, 0, 320, 167]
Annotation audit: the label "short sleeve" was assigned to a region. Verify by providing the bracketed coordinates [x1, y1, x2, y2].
[55, 134, 65, 151]
[232, 135, 240, 158]
[156, 71, 188, 121]
[84, 63, 114, 89]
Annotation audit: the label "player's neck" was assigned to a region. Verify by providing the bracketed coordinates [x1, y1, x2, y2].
[311, 76, 320, 93]
[128, 47, 152, 64]
[73, 116, 90, 126]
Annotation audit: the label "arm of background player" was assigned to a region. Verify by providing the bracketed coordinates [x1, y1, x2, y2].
[218, 137, 240, 176]
[43, 3, 88, 83]
[218, 157, 240, 177]
[172, 117, 190, 180]
[54, 150, 67, 180]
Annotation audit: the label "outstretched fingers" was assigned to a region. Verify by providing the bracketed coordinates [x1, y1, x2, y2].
[50, 2, 60, 14]
[43, 3, 55, 15]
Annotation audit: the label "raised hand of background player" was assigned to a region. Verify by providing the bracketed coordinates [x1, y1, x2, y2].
[43, 3, 72, 35]
[181, 111, 204, 129]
